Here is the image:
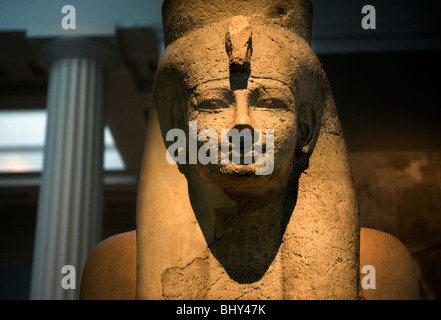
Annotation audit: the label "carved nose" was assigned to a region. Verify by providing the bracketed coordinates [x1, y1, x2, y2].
[233, 113, 254, 130]
[232, 91, 255, 130]
[231, 109, 255, 144]
[228, 122, 255, 163]
[230, 123, 255, 144]
[227, 94, 256, 163]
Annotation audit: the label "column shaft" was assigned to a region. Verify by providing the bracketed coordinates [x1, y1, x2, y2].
[30, 57, 106, 300]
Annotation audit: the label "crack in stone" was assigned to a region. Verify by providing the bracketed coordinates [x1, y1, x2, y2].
[161, 256, 209, 300]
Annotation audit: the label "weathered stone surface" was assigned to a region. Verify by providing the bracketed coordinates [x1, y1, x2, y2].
[136, 0, 359, 300]
[161, 0, 313, 46]
[225, 15, 252, 72]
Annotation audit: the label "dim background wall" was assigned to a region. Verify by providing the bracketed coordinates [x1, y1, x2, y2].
[320, 52, 441, 299]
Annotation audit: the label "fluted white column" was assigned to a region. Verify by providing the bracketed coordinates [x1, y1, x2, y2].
[30, 38, 118, 300]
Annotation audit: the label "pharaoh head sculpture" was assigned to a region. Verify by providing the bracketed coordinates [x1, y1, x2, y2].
[155, 0, 328, 195]
[136, 0, 359, 300]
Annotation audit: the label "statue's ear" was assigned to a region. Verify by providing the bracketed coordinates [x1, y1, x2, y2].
[297, 102, 316, 148]
[296, 101, 318, 172]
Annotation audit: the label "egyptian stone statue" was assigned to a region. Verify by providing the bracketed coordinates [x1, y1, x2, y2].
[80, 0, 420, 300]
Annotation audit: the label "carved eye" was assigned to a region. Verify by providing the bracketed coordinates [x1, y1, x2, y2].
[255, 98, 289, 110]
[197, 99, 229, 110]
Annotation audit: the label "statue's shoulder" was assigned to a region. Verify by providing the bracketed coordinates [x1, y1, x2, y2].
[80, 230, 137, 300]
[360, 227, 420, 300]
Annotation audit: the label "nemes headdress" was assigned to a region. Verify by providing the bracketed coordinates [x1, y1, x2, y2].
[162, 0, 313, 46]
[158, 0, 317, 93]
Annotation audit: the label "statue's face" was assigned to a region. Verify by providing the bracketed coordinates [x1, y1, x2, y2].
[159, 20, 319, 192]
[183, 76, 298, 190]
